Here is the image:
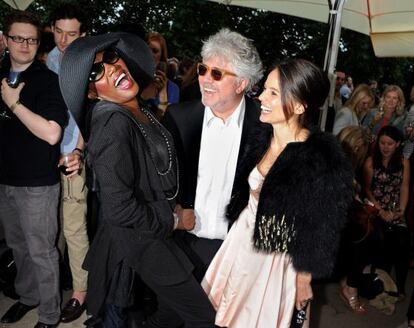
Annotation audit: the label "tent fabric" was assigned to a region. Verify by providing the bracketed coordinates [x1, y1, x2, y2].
[2, 0, 34, 10]
[209, 0, 414, 57]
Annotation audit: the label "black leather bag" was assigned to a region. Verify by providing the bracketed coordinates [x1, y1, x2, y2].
[357, 266, 384, 299]
[290, 301, 309, 328]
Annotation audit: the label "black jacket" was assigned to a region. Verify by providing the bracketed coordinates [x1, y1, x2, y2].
[83, 101, 193, 315]
[162, 97, 261, 209]
[228, 124, 354, 279]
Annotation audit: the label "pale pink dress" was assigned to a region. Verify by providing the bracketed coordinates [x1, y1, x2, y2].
[202, 166, 300, 328]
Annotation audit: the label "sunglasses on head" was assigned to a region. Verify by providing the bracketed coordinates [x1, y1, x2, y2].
[89, 49, 120, 82]
[197, 63, 237, 81]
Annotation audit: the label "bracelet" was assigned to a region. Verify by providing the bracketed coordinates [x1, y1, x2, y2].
[173, 213, 179, 230]
[159, 101, 168, 105]
[9, 100, 21, 113]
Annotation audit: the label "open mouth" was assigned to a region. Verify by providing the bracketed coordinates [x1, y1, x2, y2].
[114, 72, 130, 88]
[261, 106, 272, 113]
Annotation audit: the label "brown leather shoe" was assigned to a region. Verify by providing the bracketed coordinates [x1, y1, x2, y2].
[60, 298, 85, 323]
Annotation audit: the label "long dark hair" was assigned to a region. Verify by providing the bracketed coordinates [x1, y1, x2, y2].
[276, 59, 330, 129]
[373, 125, 403, 173]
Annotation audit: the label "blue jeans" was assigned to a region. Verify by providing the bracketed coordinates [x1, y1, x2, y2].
[0, 184, 61, 324]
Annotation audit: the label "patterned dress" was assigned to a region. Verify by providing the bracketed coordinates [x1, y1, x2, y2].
[371, 165, 405, 226]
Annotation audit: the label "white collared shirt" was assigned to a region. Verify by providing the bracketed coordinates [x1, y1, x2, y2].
[192, 97, 246, 240]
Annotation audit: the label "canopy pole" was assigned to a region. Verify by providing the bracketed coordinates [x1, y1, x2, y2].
[319, 0, 345, 131]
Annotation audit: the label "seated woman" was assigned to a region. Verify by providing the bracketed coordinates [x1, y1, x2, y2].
[363, 85, 406, 140]
[333, 84, 374, 135]
[363, 125, 410, 297]
[202, 59, 354, 327]
[58, 32, 216, 327]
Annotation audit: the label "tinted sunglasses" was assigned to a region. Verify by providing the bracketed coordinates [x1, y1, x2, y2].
[89, 49, 120, 82]
[197, 63, 237, 81]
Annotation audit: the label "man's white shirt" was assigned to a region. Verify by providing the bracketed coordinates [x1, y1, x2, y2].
[192, 97, 245, 240]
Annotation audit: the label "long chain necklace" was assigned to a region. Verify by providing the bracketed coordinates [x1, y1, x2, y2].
[132, 106, 179, 201]
[135, 106, 173, 176]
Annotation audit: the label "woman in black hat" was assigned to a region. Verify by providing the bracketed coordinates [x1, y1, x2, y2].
[58, 32, 216, 328]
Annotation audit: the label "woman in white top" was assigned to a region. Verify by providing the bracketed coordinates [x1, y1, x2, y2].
[333, 84, 374, 135]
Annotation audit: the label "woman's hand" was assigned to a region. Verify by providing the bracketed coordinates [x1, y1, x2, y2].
[296, 272, 312, 310]
[392, 208, 405, 221]
[378, 209, 394, 222]
[154, 70, 167, 92]
[140, 71, 167, 101]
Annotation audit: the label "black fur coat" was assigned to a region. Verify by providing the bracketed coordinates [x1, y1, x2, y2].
[227, 124, 354, 279]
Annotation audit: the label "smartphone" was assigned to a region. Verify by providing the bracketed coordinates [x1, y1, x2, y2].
[157, 61, 167, 73]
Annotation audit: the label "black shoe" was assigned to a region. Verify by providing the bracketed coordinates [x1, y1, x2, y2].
[60, 298, 85, 323]
[83, 315, 103, 327]
[34, 321, 58, 328]
[1, 301, 38, 323]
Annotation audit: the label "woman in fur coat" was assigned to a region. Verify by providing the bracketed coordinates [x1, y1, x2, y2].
[201, 59, 354, 328]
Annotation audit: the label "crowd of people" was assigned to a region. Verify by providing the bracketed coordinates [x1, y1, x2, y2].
[0, 3, 413, 328]
[332, 65, 414, 325]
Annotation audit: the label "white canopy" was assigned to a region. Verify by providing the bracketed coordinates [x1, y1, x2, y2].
[209, 0, 414, 58]
[2, 0, 34, 10]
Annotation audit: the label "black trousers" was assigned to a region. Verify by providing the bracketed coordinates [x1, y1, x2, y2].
[103, 263, 217, 328]
[142, 270, 217, 328]
[375, 222, 410, 294]
[174, 231, 223, 281]
[344, 224, 384, 288]
[146, 232, 223, 328]
[408, 288, 414, 321]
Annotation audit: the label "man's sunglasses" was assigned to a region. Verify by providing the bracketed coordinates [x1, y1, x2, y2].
[89, 49, 120, 82]
[197, 63, 237, 81]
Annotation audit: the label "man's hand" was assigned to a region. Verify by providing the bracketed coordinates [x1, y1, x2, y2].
[1, 78, 24, 108]
[58, 151, 82, 178]
[174, 204, 195, 231]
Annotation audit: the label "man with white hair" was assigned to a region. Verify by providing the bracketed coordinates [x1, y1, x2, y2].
[163, 28, 263, 279]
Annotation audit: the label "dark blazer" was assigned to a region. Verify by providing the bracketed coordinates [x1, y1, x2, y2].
[162, 96, 261, 209]
[83, 101, 193, 315]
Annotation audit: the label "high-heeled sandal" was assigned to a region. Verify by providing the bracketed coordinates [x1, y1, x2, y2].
[340, 287, 367, 314]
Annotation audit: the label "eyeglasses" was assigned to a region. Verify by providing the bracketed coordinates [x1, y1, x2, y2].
[197, 63, 237, 81]
[89, 49, 120, 82]
[6, 35, 39, 45]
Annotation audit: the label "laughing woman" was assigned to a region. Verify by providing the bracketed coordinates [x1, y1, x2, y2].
[201, 59, 354, 328]
[58, 33, 216, 328]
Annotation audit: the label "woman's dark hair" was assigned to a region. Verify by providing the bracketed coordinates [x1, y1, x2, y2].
[373, 125, 403, 173]
[276, 58, 330, 128]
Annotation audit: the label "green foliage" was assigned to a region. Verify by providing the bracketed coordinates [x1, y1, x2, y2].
[0, 0, 412, 91]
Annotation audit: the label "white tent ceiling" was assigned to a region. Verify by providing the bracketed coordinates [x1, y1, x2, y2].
[208, 0, 414, 57]
[2, 0, 33, 10]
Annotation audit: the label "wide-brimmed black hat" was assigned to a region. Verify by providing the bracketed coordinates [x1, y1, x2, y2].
[59, 32, 155, 129]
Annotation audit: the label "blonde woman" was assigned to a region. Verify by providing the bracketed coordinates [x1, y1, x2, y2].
[333, 84, 374, 135]
[363, 85, 406, 138]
